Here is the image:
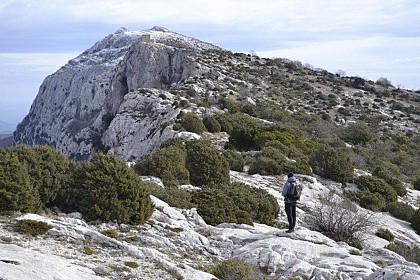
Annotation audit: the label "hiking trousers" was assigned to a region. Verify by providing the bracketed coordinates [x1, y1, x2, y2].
[285, 202, 297, 230]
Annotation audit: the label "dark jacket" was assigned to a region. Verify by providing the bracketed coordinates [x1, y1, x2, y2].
[282, 175, 297, 203]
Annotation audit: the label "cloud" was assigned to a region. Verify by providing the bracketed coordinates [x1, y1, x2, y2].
[258, 35, 420, 89]
[2, 0, 419, 34]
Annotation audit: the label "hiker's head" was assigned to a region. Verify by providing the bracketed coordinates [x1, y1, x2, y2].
[287, 172, 294, 178]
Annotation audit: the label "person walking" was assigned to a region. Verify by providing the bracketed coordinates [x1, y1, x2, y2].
[282, 172, 298, 233]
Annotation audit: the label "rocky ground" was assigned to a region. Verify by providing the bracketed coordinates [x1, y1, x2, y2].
[1, 171, 420, 280]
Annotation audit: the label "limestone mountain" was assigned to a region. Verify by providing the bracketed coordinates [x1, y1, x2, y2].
[14, 26, 419, 162]
[14, 26, 221, 160]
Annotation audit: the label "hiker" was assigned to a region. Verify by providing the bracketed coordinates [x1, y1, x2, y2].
[282, 172, 299, 233]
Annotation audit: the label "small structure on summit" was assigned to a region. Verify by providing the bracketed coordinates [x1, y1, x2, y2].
[141, 34, 154, 43]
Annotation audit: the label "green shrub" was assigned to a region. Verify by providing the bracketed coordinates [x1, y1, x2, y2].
[15, 219, 52, 236]
[0, 151, 42, 214]
[192, 187, 251, 226]
[180, 113, 206, 134]
[357, 191, 387, 212]
[249, 146, 290, 176]
[227, 182, 279, 226]
[387, 241, 420, 265]
[102, 229, 119, 239]
[376, 228, 394, 241]
[159, 137, 185, 150]
[124, 261, 139, 268]
[411, 209, 420, 235]
[283, 147, 313, 175]
[339, 121, 374, 145]
[186, 140, 230, 186]
[355, 176, 398, 205]
[218, 98, 243, 113]
[83, 246, 94, 255]
[310, 144, 354, 183]
[134, 145, 189, 187]
[210, 258, 270, 280]
[228, 113, 264, 151]
[386, 177, 407, 196]
[61, 154, 154, 225]
[192, 183, 279, 226]
[8, 145, 74, 206]
[413, 177, 420, 191]
[223, 149, 245, 172]
[349, 249, 361, 255]
[203, 115, 221, 133]
[387, 201, 415, 222]
[372, 166, 407, 196]
[165, 225, 183, 233]
[248, 156, 283, 175]
[146, 184, 195, 209]
[215, 113, 234, 134]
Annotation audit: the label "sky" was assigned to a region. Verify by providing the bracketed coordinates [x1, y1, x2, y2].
[1, 0, 419, 125]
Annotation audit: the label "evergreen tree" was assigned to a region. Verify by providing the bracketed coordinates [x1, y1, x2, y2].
[0, 151, 42, 214]
[10, 145, 73, 206]
[310, 144, 354, 183]
[66, 154, 154, 224]
[186, 140, 229, 186]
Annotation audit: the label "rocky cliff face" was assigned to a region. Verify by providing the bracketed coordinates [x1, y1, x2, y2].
[14, 27, 221, 160]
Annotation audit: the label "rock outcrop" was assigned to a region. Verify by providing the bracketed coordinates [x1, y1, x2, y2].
[14, 27, 220, 160]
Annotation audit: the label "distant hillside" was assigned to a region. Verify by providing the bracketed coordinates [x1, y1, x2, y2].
[0, 120, 16, 134]
[0, 134, 13, 147]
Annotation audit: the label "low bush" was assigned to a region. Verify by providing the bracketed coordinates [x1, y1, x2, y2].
[372, 166, 407, 196]
[180, 113, 206, 134]
[227, 113, 264, 151]
[186, 140, 230, 186]
[0, 151, 42, 214]
[8, 145, 74, 206]
[355, 176, 398, 206]
[387, 241, 420, 265]
[203, 115, 221, 133]
[357, 191, 387, 212]
[223, 149, 245, 172]
[387, 201, 415, 222]
[249, 156, 283, 176]
[124, 261, 139, 268]
[192, 183, 279, 226]
[376, 228, 394, 241]
[210, 258, 271, 280]
[413, 177, 420, 191]
[192, 187, 252, 226]
[15, 219, 52, 236]
[60, 154, 154, 225]
[102, 229, 119, 239]
[386, 177, 407, 197]
[306, 191, 375, 246]
[146, 184, 195, 209]
[339, 121, 374, 145]
[83, 246, 94, 255]
[134, 144, 189, 187]
[411, 209, 420, 235]
[227, 182, 279, 226]
[310, 144, 354, 183]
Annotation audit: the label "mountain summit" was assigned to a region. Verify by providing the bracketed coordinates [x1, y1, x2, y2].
[14, 27, 221, 160]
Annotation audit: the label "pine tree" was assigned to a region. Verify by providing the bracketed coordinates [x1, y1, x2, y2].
[0, 151, 42, 214]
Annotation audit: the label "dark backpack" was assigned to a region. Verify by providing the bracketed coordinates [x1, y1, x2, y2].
[287, 182, 302, 200]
